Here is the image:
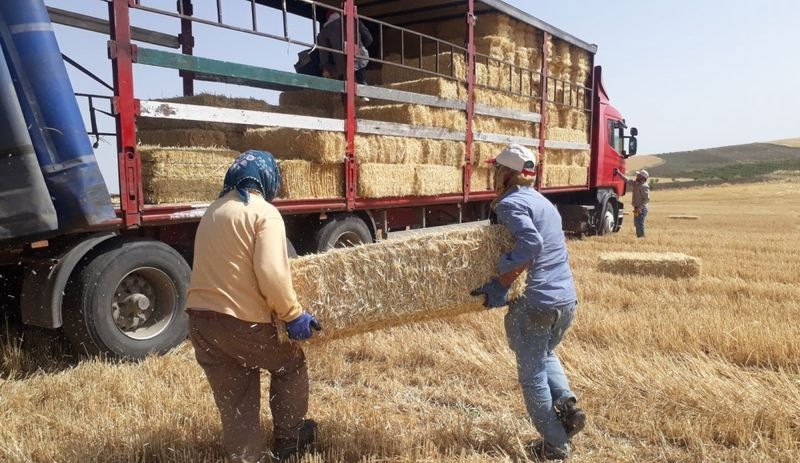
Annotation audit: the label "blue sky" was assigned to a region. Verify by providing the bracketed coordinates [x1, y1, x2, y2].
[46, 0, 800, 191]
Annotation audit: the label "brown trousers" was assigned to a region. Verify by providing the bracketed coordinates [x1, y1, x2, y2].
[189, 312, 308, 462]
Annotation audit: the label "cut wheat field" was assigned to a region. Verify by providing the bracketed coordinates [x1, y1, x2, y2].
[2, 180, 799, 462]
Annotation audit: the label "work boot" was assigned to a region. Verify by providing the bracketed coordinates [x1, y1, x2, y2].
[554, 398, 586, 439]
[527, 439, 570, 461]
[272, 419, 317, 462]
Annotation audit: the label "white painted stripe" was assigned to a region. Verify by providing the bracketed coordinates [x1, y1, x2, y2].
[10, 23, 54, 34]
[140, 100, 345, 132]
[544, 141, 591, 151]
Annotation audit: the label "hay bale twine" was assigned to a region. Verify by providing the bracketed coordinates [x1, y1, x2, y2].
[668, 215, 701, 220]
[598, 252, 702, 278]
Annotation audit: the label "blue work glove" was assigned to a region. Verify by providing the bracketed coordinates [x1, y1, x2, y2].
[470, 278, 509, 309]
[286, 312, 323, 341]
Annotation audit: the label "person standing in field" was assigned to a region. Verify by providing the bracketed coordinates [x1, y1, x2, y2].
[615, 168, 650, 238]
[317, 9, 373, 87]
[472, 144, 586, 460]
[186, 150, 322, 463]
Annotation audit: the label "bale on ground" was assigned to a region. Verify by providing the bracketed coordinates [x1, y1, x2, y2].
[414, 165, 462, 196]
[290, 225, 526, 342]
[358, 164, 415, 198]
[598, 252, 702, 279]
[668, 215, 701, 220]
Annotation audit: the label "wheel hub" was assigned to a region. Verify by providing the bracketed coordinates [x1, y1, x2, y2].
[111, 267, 177, 340]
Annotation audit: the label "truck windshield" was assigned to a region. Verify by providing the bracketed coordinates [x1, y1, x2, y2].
[607, 119, 624, 154]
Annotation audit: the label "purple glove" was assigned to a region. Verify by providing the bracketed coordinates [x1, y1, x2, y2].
[286, 313, 322, 341]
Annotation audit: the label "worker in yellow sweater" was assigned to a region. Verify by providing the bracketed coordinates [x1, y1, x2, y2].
[186, 150, 321, 463]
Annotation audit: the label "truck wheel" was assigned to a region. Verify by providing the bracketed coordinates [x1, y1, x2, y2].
[62, 240, 190, 359]
[314, 214, 372, 252]
[596, 200, 617, 235]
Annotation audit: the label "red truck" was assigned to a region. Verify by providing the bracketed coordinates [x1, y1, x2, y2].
[0, 0, 638, 359]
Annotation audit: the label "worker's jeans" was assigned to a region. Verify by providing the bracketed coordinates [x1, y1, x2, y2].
[504, 300, 577, 454]
[189, 312, 309, 463]
[634, 206, 648, 238]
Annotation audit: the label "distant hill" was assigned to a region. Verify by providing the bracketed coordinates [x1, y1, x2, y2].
[629, 141, 800, 186]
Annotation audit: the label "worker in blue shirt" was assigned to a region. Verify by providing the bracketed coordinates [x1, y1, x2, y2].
[472, 144, 586, 460]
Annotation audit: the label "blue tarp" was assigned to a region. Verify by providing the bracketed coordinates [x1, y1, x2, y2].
[0, 0, 115, 233]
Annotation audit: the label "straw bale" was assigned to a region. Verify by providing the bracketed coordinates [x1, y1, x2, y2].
[548, 127, 589, 144]
[571, 47, 592, 86]
[137, 93, 275, 131]
[550, 39, 572, 73]
[358, 163, 416, 198]
[470, 167, 494, 192]
[355, 135, 424, 164]
[279, 89, 342, 115]
[278, 160, 344, 200]
[542, 165, 588, 187]
[359, 104, 466, 130]
[421, 139, 466, 166]
[290, 225, 526, 342]
[598, 252, 702, 279]
[384, 77, 462, 100]
[243, 128, 345, 164]
[414, 165, 463, 196]
[473, 142, 507, 165]
[143, 178, 221, 204]
[545, 150, 590, 167]
[475, 116, 535, 138]
[668, 215, 701, 220]
[380, 52, 468, 84]
[139, 145, 238, 165]
[141, 160, 229, 180]
[475, 35, 516, 62]
[468, 87, 534, 112]
[138, 129, 232, 149]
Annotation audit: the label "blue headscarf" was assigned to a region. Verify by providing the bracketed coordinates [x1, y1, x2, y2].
[220, 150, 281, 204]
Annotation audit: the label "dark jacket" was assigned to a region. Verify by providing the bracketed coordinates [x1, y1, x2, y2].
[317, 15, 373, 77]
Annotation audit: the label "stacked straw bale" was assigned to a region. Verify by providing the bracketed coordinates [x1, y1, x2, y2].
[278, 89, 343, 117]
[243, 128, 346, 164]
[359, 103, 467, 130]
[140, 146, 238, 204]
[470, 167, 494, 192]
[358, 164, 416, 198]
[290, 224, 526, 342]
[415, 165, 463, 196]
[598, 252, 702, 279]
[278, 161, 344, 199]
[384, 77, 461, 100]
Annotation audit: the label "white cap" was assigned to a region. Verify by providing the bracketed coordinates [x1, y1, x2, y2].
[488, 144, 537, 176]
[636, 170, 649, 180]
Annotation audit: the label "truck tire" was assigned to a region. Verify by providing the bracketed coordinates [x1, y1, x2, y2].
[314, 214, 372, 252]
[596, 200, 617, 235]
[62, 239, 190, 359]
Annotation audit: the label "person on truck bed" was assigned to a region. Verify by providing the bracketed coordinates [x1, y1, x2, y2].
[186, 150, 322, 463]
[316, 9, 373, 87]
[616, 168, 650, 238]
[472, 144, 586, 460]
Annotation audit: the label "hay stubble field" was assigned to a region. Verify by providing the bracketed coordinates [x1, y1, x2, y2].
[2, 179, 799, 462]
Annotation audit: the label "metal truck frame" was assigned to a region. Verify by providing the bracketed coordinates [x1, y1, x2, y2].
[1, 0, 638, 359]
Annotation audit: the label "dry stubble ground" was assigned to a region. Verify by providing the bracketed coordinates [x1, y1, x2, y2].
[1, 180, 799, 462]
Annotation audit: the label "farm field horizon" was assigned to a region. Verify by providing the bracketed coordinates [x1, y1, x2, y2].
[2, 178, 799, 462]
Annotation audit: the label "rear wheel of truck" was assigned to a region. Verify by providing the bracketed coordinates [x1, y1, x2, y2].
[314, 214, 372, 252]
[62, 239, 190, 360]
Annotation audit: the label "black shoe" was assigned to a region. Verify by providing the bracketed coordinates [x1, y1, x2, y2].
[272, 419, 317, 461]
[527, 438, 570, 461]
[554, 398, 586, 439]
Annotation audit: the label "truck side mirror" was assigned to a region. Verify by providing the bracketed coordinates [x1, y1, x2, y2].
[628, 136, 638, 156]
